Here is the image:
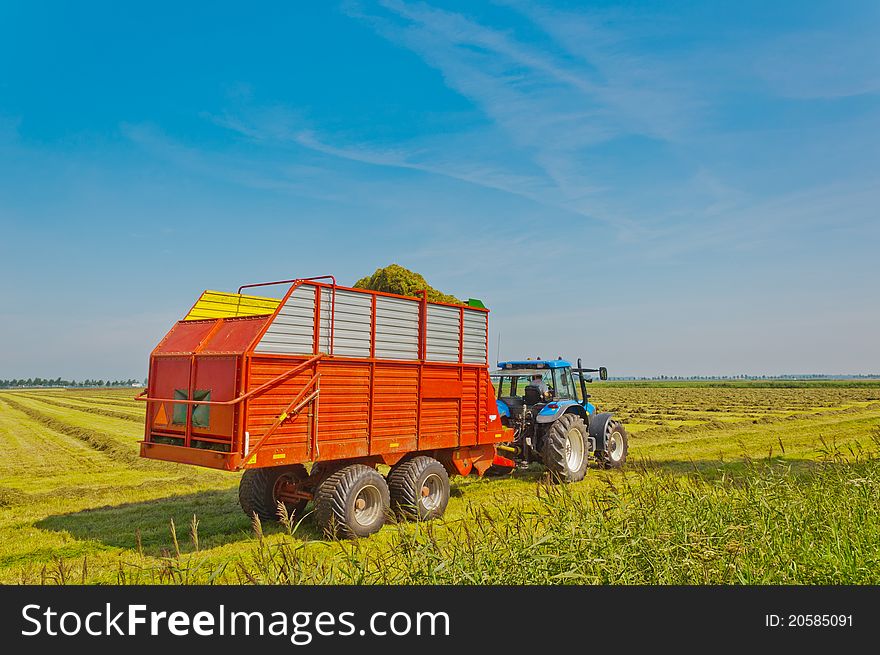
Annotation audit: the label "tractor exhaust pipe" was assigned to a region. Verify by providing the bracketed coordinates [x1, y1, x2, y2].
[577, 358, 589, 404]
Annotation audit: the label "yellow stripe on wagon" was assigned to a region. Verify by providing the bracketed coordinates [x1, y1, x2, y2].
[184, 290, 282, 321]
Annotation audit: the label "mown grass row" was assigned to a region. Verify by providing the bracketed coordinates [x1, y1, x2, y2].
[624, 401, 880, 440]
[16, 392, 142, 409]
[7, 394, 143, 423]
[595, 386, 880, 434]
[0, 396, 148, 466]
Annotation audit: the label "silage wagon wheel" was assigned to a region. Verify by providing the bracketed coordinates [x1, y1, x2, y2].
[541, 413, 589, 483]
[238, 464, 309, 522]
[315, 464, 391, 539]
[600, 420, 629, 469]
[387, 456, 450, 521]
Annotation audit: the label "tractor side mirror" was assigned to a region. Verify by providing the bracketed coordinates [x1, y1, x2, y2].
[599, 367, 608, 381]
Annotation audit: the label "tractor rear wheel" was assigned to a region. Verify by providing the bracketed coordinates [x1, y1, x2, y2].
[541, 414, 589, 483]
[315, 464, 390, 538]
[238, 464, 309, 522]
[388, 456, 450, 520]
[600, 420, 629, 469]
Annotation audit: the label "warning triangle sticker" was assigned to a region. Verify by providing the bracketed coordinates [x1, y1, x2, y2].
[155, 403, 169, 425]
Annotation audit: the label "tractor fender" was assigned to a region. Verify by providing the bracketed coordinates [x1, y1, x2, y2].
[535, 400, 585, 424]
[589, 412, 614, 450]
[496, 399, 510, 419]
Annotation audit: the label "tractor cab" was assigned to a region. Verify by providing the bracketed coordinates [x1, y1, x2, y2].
[488, 358, 626, 481]
[492, 359, 604, 418]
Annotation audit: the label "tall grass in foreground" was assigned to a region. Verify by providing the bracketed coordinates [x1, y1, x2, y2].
[82, 435, 878, 586]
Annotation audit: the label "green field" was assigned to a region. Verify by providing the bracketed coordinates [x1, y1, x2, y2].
[1, 383, 879, 584]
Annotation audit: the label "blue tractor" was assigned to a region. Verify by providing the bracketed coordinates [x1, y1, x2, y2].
[490, 358, 628, 481]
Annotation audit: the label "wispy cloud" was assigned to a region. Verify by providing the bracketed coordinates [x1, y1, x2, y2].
[141, 2, 880, 257]
[211, 0, 694, 236]
[336, 1, 759, 247]
[210, 107, 606, 216]
[121, 122, 356, 203]
[753, 30, 880, 99]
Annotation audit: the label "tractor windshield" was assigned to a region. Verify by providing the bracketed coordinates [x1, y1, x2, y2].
[492, 369, 554, 398]
[492, 367, 579, 401]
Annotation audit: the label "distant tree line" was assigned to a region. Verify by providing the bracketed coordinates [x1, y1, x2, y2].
[0, 377, 146, 389]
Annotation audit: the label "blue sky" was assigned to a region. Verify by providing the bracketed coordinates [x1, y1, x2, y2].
[1, 0, 878, 378]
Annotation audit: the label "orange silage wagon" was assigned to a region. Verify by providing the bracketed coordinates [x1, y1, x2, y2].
[138, 275, 511, 537]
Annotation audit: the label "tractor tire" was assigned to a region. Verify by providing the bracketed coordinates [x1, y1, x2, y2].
[388, 456, 450, 521]
[600, 420, 629, 469]
[238, 464, 309, 522]
[315, 464, 390, 538]
[541, 413, 589, 483]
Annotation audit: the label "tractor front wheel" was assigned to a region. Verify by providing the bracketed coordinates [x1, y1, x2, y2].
[388, 456, 450, 520]
[315, 464, 390, 538]
[238, 464, 309, 522]
[600, 420, 629, 469]
[541, 414, 589, 483]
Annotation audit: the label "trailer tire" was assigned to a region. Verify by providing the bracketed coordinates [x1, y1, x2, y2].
[600, 420, 629, 469]
[388, 456, 450, 520]
[238, 465, 308, 522]
[541, 413, 589, 483]
[315, 464, 390, 539]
